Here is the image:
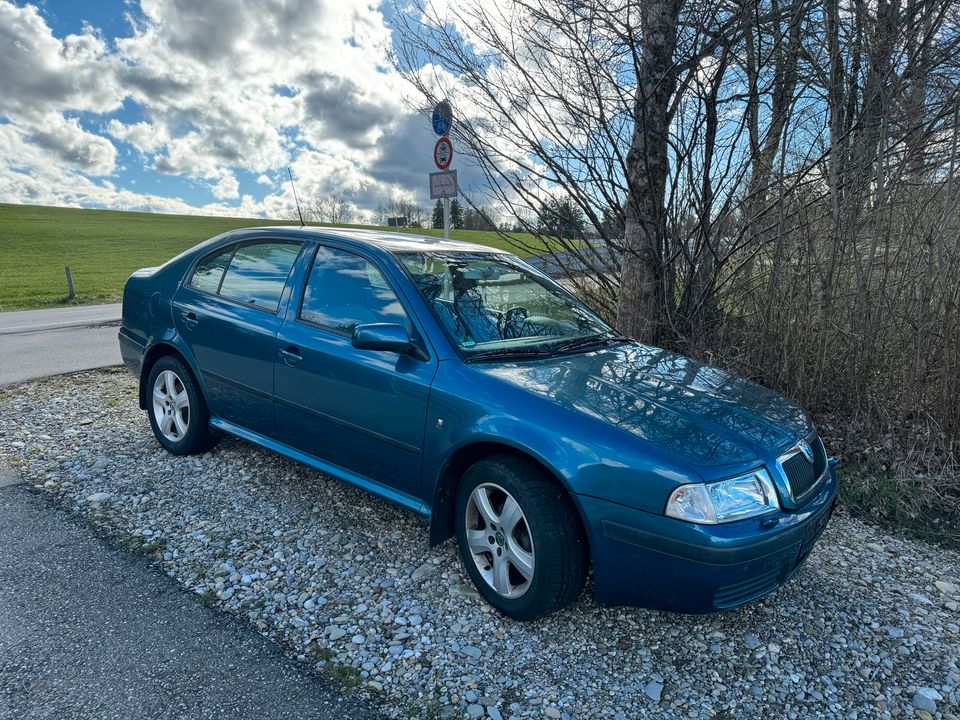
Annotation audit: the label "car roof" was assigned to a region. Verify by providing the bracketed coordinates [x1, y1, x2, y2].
[233, 225, 510, 256]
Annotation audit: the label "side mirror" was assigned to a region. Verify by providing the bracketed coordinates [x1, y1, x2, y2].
[351, 323, 427, 361]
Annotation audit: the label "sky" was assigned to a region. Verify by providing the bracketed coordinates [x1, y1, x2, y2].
[0, 0, 475, 221]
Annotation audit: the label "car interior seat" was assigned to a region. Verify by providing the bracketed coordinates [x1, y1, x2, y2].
[453, 286, 502, 343]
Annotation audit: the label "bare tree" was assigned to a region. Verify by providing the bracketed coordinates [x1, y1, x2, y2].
[617, 0, 682, 342]
[393, 0, 960, 513]
[303, 194, 354, 225]
[376, 195, 428, 227]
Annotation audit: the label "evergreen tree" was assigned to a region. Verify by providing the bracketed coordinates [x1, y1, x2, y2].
[450, 199, 464, 229]
[536, 197, 585, 238]
[432, 200, 444, 229]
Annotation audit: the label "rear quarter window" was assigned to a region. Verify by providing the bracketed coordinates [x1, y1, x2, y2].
[188, 248, 233, 294]
[218, 242, 302, 312]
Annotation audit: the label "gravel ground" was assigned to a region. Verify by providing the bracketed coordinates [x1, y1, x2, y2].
[1, 369, 958, 720]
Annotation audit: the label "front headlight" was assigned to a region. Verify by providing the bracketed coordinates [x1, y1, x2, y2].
[665, 469, 780, 524]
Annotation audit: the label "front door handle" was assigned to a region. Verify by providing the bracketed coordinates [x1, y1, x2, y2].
[280, 346, 303, 366]
[182, 311, 199, 330]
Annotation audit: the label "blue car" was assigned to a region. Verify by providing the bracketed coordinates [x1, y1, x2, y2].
[119, 227, 837, 619]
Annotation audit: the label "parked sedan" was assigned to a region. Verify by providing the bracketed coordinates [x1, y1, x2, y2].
[119, 227, 837, 619]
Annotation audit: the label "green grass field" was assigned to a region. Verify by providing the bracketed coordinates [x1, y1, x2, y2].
[0, 203, 550, 310]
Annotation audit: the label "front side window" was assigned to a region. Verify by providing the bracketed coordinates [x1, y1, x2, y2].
[300, 246, 409, 334]
[399, 251, 620, 361]
[217, 242, 302, 312]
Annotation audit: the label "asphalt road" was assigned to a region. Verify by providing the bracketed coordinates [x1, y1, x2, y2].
[0, 304, 122, 386]
[0, 475, 384, 720]
[0, 304, 122, 334]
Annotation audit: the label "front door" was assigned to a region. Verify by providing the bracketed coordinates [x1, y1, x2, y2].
[173, 240, 303, 435]
[273, 244, 436, 500]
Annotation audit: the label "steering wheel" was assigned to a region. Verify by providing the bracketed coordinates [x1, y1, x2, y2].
[499, 306, 529, 339]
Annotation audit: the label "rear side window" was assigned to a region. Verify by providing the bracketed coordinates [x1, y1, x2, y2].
[300, 246, 409, 333]
[188, 248, 233, 293]
[217, 243, 302, 311]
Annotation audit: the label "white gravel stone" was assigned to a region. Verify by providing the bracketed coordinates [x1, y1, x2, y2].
[644, 681, 663, 703]
[937, 580, 959, 596]
[913, 688, 942, 713]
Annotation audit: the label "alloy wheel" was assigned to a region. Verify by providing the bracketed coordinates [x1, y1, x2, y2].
[152, 369, 190, 442]
[464, 483, 535, 599]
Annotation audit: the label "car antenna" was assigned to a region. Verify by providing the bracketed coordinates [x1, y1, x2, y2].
[287, 167, 305, 227]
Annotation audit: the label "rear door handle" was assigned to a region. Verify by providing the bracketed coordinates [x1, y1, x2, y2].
[182, 311, 199, 330]
[280, 346, 302, 366]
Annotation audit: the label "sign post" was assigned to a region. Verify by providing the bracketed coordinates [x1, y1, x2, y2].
[430, 100, 455, 239]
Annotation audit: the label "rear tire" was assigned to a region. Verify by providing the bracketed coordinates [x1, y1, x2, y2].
[146, 356, 217, 455]
[455, 455, 588, 620]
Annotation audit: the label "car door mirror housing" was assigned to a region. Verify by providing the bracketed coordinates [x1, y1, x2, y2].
[352, 323, 427, 360]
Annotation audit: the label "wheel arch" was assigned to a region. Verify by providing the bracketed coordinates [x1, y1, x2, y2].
[427, 441, 591, 557]
[138, 342, 201, 409]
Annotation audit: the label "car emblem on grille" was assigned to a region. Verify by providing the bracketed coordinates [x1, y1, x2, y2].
[798, 440, 814, 463]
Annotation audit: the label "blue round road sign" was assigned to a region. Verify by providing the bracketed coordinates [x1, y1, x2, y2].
[432, 100, 452, 136]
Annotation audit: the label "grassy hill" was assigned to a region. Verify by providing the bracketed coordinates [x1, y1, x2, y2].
[0, 203, 549, 310]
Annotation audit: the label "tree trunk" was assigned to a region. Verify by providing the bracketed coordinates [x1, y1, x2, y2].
[616, 0, 682, 343]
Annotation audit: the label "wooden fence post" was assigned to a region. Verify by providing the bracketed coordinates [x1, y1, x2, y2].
[65, 266, 76, 300]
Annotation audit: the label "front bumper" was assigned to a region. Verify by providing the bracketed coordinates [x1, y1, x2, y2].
[578, 464, 838, 613]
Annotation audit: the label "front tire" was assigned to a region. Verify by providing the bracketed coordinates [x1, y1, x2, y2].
[455, 455, 588, 620]
[146, 356, 217, 455]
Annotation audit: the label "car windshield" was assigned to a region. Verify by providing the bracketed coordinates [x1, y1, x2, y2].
[398, 251, 622, 361]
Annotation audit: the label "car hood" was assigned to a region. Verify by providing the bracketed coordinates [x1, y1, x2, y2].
[476, 342, 811, 473]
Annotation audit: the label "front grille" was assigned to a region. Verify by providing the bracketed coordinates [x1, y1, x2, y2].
[780, 432, 827, 501]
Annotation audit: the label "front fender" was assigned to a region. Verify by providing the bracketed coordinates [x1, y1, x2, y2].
[423, 419, 591, 547]
[421, 360, 695, 545]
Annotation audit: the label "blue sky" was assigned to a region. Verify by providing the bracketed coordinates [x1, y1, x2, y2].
[0, 0, 471, 219]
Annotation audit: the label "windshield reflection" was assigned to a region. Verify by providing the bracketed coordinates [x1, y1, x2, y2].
[399, 252, 617, 359]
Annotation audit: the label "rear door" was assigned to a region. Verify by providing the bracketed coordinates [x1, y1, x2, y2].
[173, 239, 304, 435]
[273, 244, 436, 501]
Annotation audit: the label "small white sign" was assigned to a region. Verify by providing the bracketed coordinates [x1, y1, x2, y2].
[429, 170, 458, 199]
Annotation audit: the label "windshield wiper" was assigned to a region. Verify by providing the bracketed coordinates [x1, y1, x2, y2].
[465, 346, 556, 363]
[465, 333, 628, 363]
[550, 332, 628, 355]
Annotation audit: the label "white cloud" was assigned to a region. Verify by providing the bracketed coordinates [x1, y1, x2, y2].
[26, 113, 117, 175]
[0, 2, 122, 121]
[0, 0, 451, 216]
[211, 171, 240, 200]
[106, 119, 167, 153]
[0, 122, 239, 215]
